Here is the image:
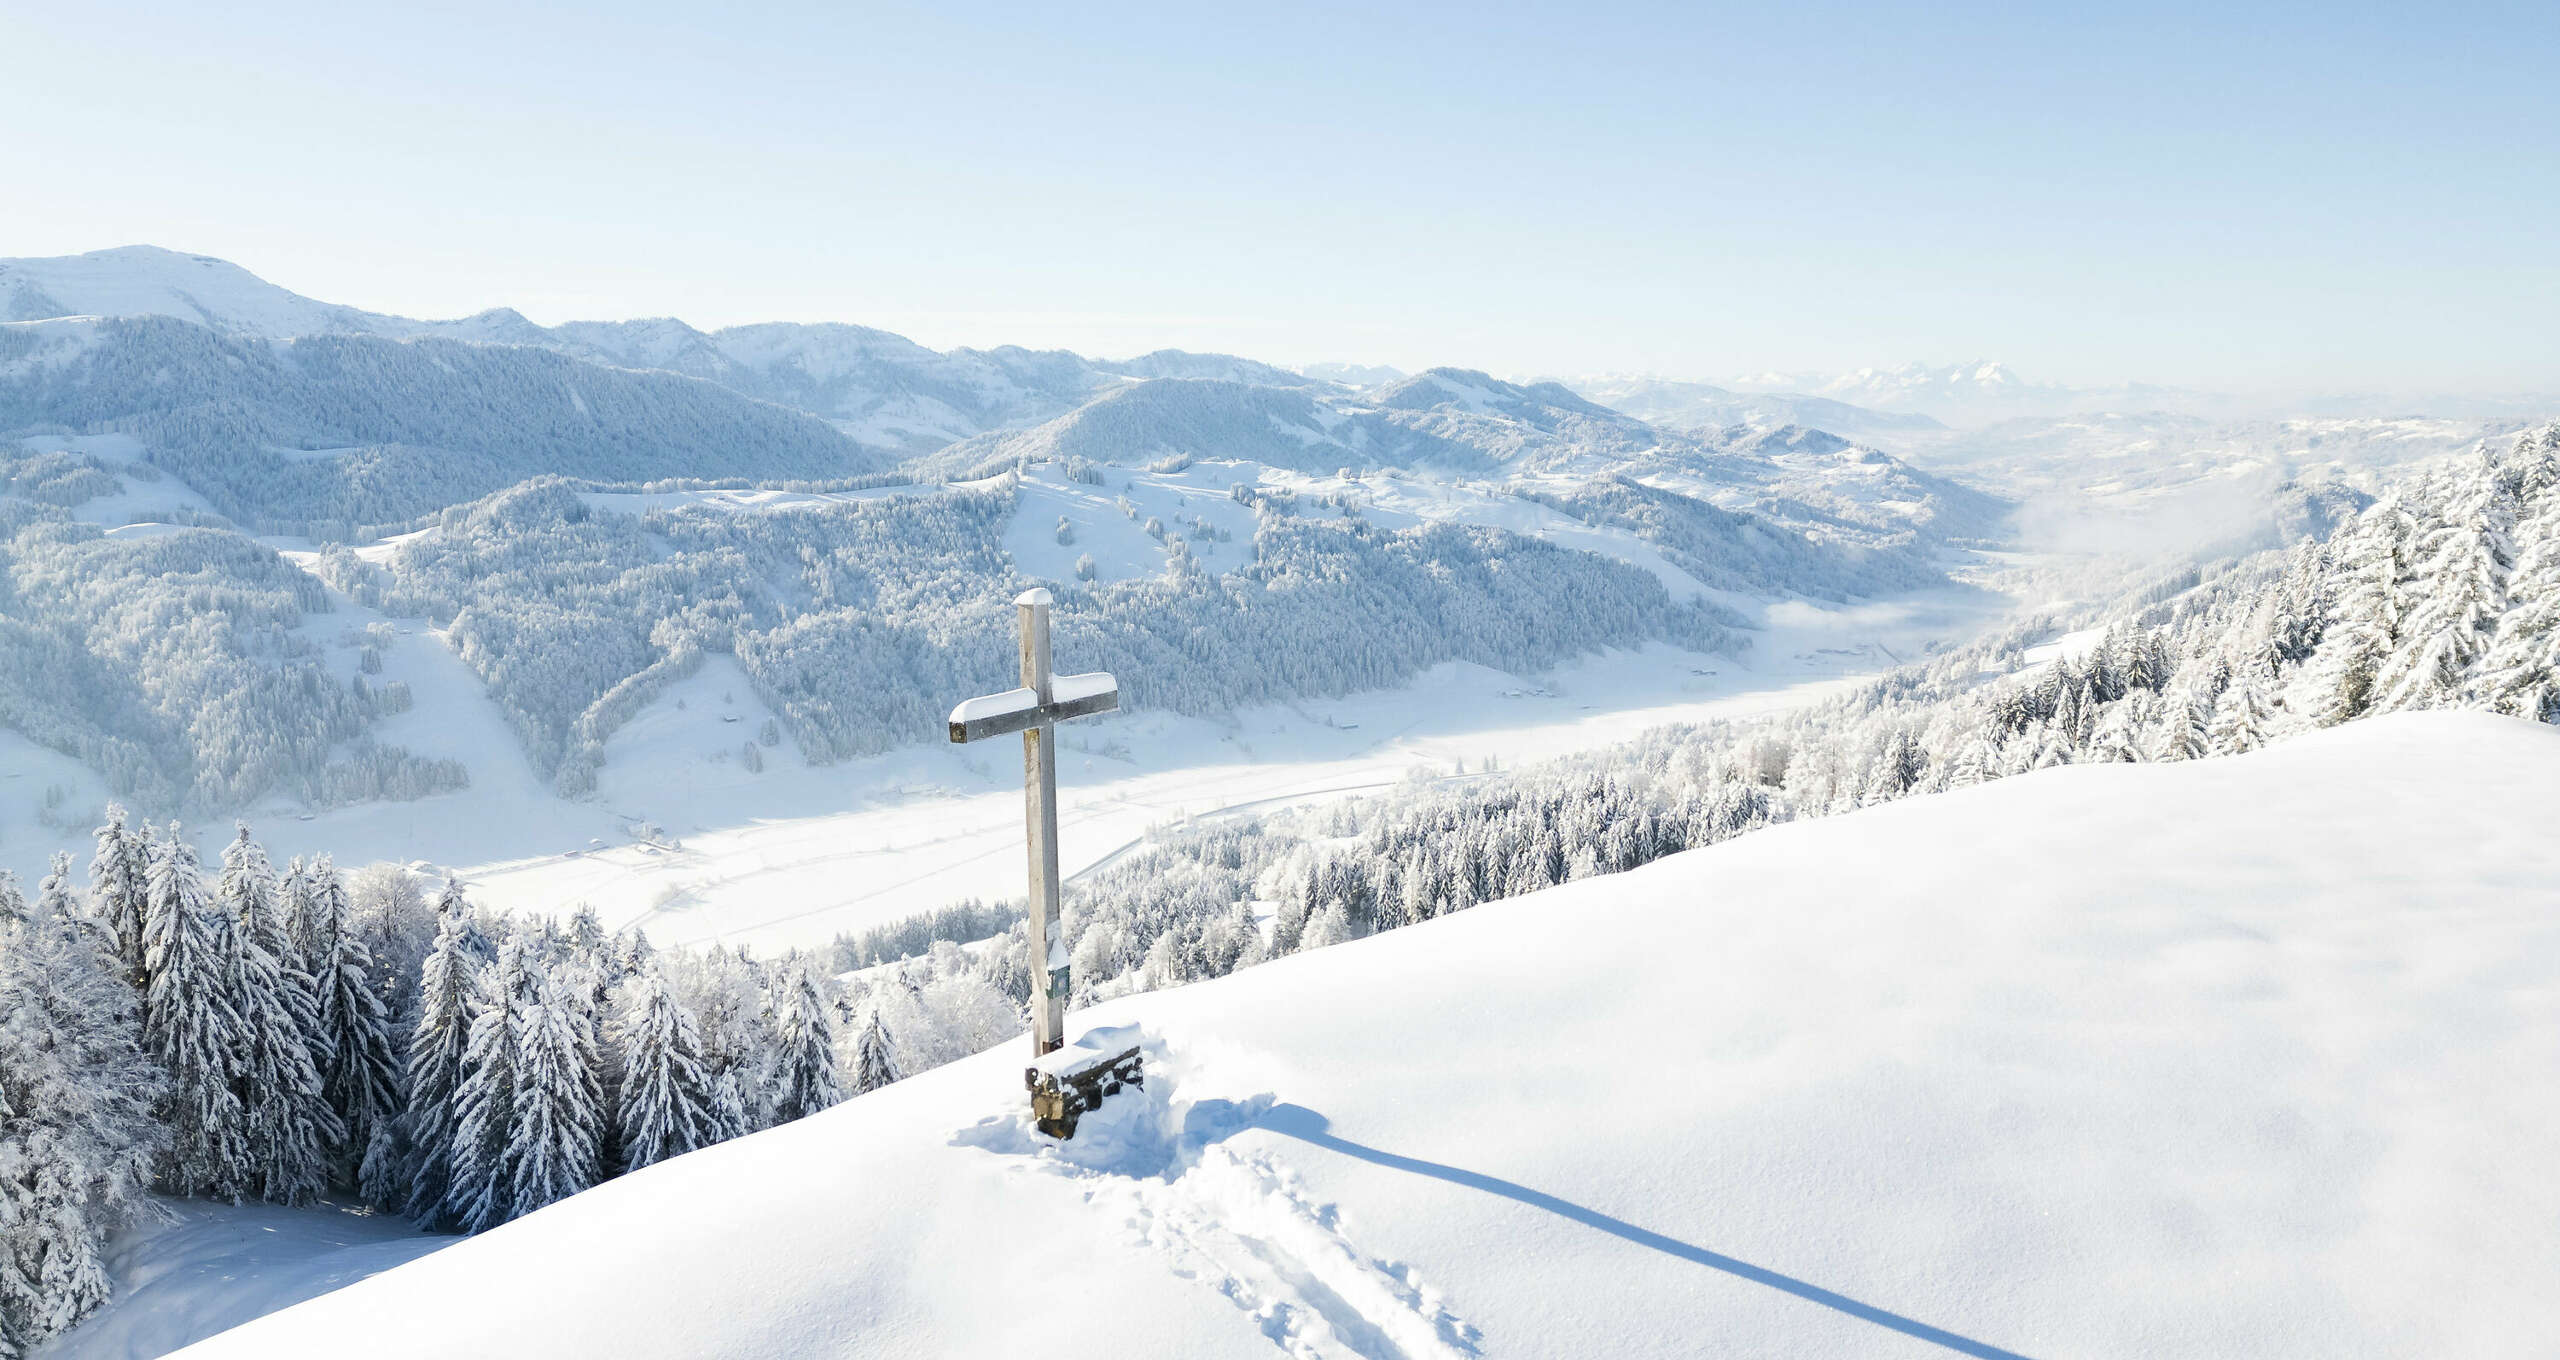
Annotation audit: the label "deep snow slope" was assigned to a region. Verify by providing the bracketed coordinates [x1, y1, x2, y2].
[180, 712, 2560, 1359]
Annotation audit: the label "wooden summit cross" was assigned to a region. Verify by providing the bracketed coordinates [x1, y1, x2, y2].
[949, 589, 1140, 1137]
[947, 588, 1120, 1055]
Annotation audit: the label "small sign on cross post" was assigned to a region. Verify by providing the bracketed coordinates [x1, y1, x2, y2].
[948, 590, 1128, 1134]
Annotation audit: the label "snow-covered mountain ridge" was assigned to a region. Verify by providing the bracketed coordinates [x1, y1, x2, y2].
[0, 246, 1317, 453]
[159, 710, 2560, 1359]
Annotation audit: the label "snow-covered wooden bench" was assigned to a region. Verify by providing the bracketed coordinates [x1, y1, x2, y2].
[1025, 1042, 1144, 1140]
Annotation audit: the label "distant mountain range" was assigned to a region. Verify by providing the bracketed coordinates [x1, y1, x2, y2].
[0, 245, 1998, 546]
[0, 246, 1330, 457]
[1715, 359, 2560, 426]
[0, 243, 2023, 830]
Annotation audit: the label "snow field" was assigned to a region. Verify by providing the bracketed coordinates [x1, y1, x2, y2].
[172, 712, 2560, 1359]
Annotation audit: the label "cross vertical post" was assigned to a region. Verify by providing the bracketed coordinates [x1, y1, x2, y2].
[946, 587, 1119, 1063]
[1018, 591, 1066, 1055]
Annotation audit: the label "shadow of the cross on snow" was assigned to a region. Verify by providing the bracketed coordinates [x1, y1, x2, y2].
[1240, 1102, 2039, 1360]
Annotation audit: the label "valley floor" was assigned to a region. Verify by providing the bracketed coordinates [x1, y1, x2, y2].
[125, 711, 2560, 1359]
[10, 576, 2001, 955]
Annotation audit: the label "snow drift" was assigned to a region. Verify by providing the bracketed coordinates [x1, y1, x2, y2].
[170, 711, 2560, 1357]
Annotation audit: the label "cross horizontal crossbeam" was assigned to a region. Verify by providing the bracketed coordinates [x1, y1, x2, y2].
[946, 673, 1120, 743]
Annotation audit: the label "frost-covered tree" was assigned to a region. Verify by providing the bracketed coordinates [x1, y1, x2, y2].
[664, 945, 773, 1134]
[216, 828, 341, 1204]
[707, 1068, 751, 1144]
[86, 807, 149, 987]
[448, 936, 531, 1233]
[2149, 685, 2213, 762]
[399, 907, 478, 1224]
[1299, 901, 1355, 950]
[32, 856, 80, 933]
[2480, 448, 2560, 719]
[848, 1005, 901, 1097]
[505, 973, 603, 1220]
[1861, 728, 1926, 803]
[2378, 459, 2513, 710]
[2295, 497, 2414, 726]
[616, 970, 713, 1173]
[276, 858, 323, 981]
[0, 891, 163, 1354]
[140, 826, 250, 1200]
[298, 856, 400, 1186]
[766, 967, 843, 1126]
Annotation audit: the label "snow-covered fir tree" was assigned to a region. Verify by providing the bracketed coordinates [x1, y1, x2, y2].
[2378, 460, 2514, 710]
[34, 856, 81, 938]
[139, 826, 250, 1200]
[766, 967, 843, 1126]
[86, 807, 150, 988]
[0, 888, 163, 1355]
[399, 903, 479, 1224]
[848, 1006, 900, 1097]
[707, 1068, 751, 1144]
[2479, 431, 2560, 718]
[216, 828, 341, 1204]
[448, 936, 531, 1233]
[504, 970, 604, 1220]
[300, 855, 401, 1187]
[615, 969, 713, 1173]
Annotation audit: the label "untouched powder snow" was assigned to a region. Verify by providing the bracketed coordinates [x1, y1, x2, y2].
[167, 712, 2560, 1358]
[39, 1202, 450, 1360]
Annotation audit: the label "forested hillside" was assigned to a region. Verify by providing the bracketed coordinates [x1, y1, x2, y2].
[0, 316, 891, 533]
[0, 505, 462, 811]
[327, 477, 1742, 787]
[925, 377, 1487, 478]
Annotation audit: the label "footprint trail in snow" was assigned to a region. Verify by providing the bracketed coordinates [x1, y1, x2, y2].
[953, 1028, 1480, 1360]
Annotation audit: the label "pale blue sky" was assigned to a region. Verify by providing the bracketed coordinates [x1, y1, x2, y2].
[5, 2, 2555, 392]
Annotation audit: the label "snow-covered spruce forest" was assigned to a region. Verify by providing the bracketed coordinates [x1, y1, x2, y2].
[323, 476, 1740, 784]
[0, 811, 963, 1355]
[7, 422, 2550, 1353]
[0, 503, 466, 810]
[0, 316, 889, 534]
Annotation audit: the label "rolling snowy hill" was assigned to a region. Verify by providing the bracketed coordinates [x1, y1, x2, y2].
[1567, 375, 1945, 439]
[0, 247, 414, 338]
[155, 711, 2560, 1359]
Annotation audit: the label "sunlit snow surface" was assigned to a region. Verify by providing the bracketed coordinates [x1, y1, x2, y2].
[124, 712, 2560, 1360]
